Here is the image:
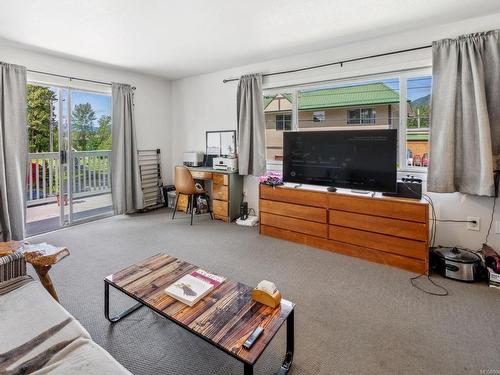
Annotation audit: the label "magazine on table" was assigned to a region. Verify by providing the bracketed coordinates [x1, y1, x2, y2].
[165, 269, 225, 306]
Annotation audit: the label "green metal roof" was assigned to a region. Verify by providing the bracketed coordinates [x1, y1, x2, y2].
[263, 96, 275, 109]
[264, 83, 400, 111]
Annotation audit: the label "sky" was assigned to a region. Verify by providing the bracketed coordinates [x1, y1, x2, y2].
[48, 87, 112, 130]
[71, 90, 112, 121]
[370, 77, 432, 102]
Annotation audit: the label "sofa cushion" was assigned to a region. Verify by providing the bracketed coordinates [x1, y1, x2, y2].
[0, 280, 131, 374]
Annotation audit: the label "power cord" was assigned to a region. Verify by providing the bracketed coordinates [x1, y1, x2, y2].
[398, 182, 447, 295]
[431, 219, 478, 224]
[401, 179, 497, 295]
[410, 272, 449, 296]
[485, 195, 497, 245]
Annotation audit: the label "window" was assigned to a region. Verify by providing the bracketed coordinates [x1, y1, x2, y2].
[264, 92, 292, 160]
[275, 114, 292, 131]
[296, 79, 399, 129]
[405, 76, 432, 169]
[347, 108, 376, 124]
[262, 71, 431, 171]
[313, 111, 325, 122]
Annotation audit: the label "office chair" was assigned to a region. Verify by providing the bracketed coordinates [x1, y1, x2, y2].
[172, 166, 213, 225]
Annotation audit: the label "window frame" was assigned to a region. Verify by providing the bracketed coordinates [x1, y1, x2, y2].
[312, 111, 325, 123]
[347, 107, 376, 125]
[263, 67, 432, 175]
[275, 113, 292, 131]
[25, 77, 114, 228]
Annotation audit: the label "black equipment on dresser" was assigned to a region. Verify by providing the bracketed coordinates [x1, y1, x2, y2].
[382, 175, 422, 199]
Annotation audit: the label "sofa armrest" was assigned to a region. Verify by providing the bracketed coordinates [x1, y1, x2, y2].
[0, 252, 27, 283]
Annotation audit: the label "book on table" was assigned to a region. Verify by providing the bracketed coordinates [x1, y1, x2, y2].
[165, 269, 226, 306]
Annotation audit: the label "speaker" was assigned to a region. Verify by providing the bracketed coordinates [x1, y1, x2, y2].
[383, 177, 422, 199]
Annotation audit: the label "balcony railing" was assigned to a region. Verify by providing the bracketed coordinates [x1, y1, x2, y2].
[27, 150, 112, 206]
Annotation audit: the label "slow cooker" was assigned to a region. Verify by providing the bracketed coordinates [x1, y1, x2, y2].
[431, 247, 485, 282]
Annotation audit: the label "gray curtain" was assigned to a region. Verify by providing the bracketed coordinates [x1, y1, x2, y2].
[237, 74, 266, 176]
[111, 83, 143, 214]
[0, 63, 27, 241]
[428, 30, 500, 196]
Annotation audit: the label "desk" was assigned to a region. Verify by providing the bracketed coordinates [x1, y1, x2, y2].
[176, 167, 243, 222]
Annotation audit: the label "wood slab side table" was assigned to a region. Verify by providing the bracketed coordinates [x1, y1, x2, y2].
[0, 241, 70, 301]
[23, 245, 70, 301]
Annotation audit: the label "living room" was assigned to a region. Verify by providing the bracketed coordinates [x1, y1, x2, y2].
[1, 1, 499, 374]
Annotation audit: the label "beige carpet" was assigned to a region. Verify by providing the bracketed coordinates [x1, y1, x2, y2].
[28, 208, 500, 375]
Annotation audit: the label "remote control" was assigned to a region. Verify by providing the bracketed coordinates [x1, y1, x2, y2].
[243, 326, 264, 349]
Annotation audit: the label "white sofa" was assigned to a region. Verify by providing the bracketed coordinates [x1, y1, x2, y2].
[0, 253, 131, 375]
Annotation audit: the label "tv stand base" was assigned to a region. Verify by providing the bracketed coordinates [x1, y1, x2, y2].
[259, 184, 429, 274]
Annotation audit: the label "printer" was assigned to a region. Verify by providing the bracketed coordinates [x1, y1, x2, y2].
[183, 152, 204, 167]
[213, 157, 238, 172]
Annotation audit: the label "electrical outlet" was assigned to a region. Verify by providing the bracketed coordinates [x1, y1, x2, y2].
[467, 216, 480, 231]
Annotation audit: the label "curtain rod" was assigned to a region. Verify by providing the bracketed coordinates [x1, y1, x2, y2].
[27, 68, 136, 90]
[222, 45, 432, 83]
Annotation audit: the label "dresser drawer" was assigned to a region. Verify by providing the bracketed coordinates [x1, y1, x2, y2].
[260, 212, 327, 238]
[213, 184, 229, 201]
[260, 199, 327, 223]
[329, 210, 427, 241]
[329, 225, 427, 260]
[190, 171, 212, 180]
[260, 185, 327, 208]
[213, 199, 228, 217]
[328, 194, 427, 223]
[213, 173, 228, 186]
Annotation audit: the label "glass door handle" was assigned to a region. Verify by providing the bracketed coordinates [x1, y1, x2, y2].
[60, 150, 67, 164]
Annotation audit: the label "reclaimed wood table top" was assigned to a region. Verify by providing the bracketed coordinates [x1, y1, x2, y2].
[105, 253, 295, 365]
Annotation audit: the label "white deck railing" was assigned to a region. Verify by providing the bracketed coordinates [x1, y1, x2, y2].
[27, 150, 112, 206]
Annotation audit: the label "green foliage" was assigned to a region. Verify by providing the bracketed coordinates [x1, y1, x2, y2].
[71, 104, 112, 151]
[95, 115, 112, 150]
[27, 84, 58, 152]
[27, 88, 112, 152]
[71, 103, 97, 151]
[407, 104, 430, 128]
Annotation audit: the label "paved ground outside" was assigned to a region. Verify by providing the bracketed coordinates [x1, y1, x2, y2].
[27, 193, 113, 236]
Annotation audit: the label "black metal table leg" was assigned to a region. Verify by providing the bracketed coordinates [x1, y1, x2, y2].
[104, 281, 143, 323]
[276, 309, 294, 375]
[244, 363, 254, 375]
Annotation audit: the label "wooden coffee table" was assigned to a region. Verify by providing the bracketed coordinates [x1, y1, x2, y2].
[104, 253, 295, 375]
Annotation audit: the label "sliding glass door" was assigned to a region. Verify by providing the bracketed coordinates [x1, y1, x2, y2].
[26, 84, 113, 236]
[69, 89, 113, 224]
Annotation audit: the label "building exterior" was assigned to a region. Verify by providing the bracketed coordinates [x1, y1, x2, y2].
[264, 82, 429, 163]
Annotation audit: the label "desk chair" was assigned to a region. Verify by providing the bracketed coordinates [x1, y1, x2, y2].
[172, 166, 213, 225]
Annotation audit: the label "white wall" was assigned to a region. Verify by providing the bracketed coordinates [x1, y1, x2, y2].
[0, 42, 172, 182]
[171, 13, 500, 249]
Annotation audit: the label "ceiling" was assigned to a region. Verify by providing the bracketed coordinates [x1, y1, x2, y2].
[0, 0, 498, 79]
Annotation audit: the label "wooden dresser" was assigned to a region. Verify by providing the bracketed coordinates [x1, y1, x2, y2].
[176, 167, 243, 222]
[259, 184, 429, 273]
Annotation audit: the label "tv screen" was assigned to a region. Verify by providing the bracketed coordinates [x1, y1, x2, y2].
[283, 129, 397, 193]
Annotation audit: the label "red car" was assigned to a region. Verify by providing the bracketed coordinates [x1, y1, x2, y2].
[413, 155, 422, 167]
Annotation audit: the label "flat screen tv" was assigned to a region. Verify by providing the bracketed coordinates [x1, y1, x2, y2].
[283, 129, 397, 193]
